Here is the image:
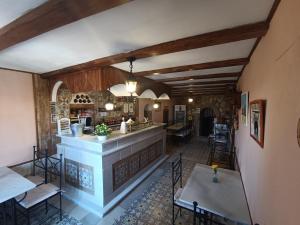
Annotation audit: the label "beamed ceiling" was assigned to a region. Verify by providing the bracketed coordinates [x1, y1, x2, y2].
[0, 0, 280, 97]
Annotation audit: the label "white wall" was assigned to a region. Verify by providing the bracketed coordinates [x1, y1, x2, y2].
[0, 69, 37, 166]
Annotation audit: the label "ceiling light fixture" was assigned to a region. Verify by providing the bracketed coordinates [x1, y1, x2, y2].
[105, 88, 114, 111]
[125, 57, 137, 94]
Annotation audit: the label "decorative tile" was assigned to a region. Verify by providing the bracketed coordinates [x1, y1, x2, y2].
[65, 158, 94, 194]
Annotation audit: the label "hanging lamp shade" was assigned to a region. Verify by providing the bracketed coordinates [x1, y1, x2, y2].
[105, 88, 114, 111]
[125, 57, 137, 94]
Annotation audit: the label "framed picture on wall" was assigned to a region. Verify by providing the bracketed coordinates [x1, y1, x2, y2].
[250, 99, 266, 148]
[241, 92, 248, 126]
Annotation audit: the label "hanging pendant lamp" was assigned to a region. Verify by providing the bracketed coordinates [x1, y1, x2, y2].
[105, 88, 114, 111]
[125, 57, 137, 94]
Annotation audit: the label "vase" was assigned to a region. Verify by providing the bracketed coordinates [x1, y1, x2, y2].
[212, 173, 218, 183]
[97, 135, 107, 141]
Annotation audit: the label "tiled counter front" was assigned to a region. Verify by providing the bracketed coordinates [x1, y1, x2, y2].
[57, 124, 167, 217]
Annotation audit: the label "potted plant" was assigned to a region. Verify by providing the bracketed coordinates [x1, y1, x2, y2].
[94, 123, 111, 141]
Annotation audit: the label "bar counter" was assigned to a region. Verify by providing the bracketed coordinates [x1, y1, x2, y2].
[57, 123, 167, 217]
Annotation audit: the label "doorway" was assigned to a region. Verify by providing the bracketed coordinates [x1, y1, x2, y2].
[163, 107, 169, 125]
[200, 108, 214, 136]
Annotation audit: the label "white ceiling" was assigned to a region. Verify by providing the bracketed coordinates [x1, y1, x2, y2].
[165, 77, 238, 85]
[113, 39, 256, 72]
[146, 66, 244, 80]
[0, 0, 274, 73]
[0, 0, 46, 28]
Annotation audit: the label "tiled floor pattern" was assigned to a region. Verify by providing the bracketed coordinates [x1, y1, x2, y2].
[14, 137, 217, 225]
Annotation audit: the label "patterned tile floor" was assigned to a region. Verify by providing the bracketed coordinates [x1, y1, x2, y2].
[7, 136, 231, 225]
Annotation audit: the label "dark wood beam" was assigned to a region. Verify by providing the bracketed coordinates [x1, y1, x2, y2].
[134, 58, 248, 77]
[169, 80, 236, 87]
[172, 87, 229, 93]
[0, 0, 132, 51]
[172, 92, 228, 96]
[156, 72, 240, 83]
[43, 21, 266, 76]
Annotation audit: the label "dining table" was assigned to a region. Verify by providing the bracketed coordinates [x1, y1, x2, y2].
[166, 122, 185, 131]
[0, 166, 36, 225]
[176, 164, 251, 225]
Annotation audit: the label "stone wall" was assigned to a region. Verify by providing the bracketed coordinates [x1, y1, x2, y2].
[194, 94, 234, 121]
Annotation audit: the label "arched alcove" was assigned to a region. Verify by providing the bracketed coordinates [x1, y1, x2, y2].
[144, 104, 152, 120]
[138, 89, 157, 99]
[158, 93, 170, 100]
[51, 80, 63, 102]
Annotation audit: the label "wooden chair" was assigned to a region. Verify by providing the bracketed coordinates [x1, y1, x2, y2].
[14, 153, 63, 225]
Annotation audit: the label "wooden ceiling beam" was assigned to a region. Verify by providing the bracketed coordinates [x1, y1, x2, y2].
[157, 72, 240, 83]
[0, 0, 132, 51]
[43, 21, 266, 76]
[168, 80, 236, 87]
[134, 58, 248, 77]
[172, 92, 228, 96]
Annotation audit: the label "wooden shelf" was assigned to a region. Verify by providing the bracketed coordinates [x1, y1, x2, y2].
[70, 104, 94, 109]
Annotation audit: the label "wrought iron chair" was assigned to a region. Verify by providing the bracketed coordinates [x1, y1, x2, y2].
[14, 152, 63, 225]
[172, 153, 204, 224]
[25, 146, 47, 186]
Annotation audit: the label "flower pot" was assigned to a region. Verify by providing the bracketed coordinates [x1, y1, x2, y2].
[97, 135, 107, 141]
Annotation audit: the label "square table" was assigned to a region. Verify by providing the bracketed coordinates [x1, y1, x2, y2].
[0, 167, 36, 224]
[177, 164, 251, 225]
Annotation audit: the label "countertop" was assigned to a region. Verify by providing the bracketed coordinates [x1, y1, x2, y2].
[59, 123, 165, 145]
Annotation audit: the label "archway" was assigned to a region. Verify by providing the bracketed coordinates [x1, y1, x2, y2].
[144, 104, 152, 120]
[51, 81, 63, 102]
[200, 108, 214, 136]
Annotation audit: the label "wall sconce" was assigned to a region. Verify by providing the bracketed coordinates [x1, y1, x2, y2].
[153, 103, 160, 109]
[188, 98, 194, 103]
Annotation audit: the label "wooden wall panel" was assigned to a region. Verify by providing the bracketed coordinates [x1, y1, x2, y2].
[47, 66, 170, 97]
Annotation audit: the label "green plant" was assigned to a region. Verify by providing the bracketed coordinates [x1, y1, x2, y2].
[94, 123, 112, 136]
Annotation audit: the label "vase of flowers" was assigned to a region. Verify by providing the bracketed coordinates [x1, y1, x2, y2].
[211, 164, 219, 183]
[94, 123, 111, 141]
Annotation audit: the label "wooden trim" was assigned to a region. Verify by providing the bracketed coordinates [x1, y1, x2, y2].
[0, 0, 132, 51]
[0, 67, 33, 74]
[239, 0, 281, 81]
[134, 58, 248, 77]
[42, 21, 266, 77]
[168, 80, 236, 87]
[155, 72, 240, 83]
[266, 0, 281, 24]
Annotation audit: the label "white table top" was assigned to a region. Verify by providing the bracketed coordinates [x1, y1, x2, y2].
[0, 167, 36, 203]
[177, 164, 251, 225]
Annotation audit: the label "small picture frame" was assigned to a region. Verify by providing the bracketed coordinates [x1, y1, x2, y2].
[250, 99, 266, 148]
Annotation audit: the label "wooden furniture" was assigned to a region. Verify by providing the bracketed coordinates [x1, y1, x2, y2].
[176, 164, 251, 225]
[0, 167, 36, 225]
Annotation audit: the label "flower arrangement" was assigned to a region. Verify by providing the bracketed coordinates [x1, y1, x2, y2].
[94, 123, 112, 136]
[211, 164, 218, 174]
[211, 164, 219, 183]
